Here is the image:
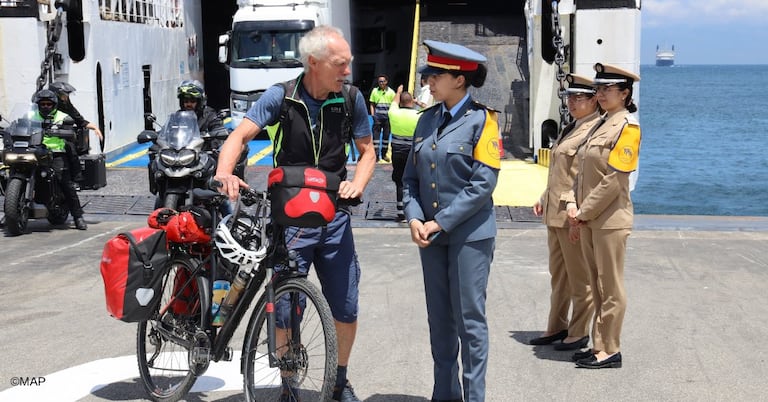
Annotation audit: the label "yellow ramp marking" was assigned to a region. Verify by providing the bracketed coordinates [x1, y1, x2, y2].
[106, 148, 147, 168]
[493, 160, 548, 207]
[248, 145, 272, 165]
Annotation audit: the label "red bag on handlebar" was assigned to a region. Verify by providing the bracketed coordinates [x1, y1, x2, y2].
[100, 227, 170, 322]
[268, 166, 340, 227]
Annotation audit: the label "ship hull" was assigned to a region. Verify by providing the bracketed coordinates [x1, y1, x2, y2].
[656, 59, 674, 67]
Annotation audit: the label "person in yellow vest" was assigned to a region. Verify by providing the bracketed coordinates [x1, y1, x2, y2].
[33, 89, 88, 230]
[530, 73, 598, 350]
[387, 84, 419, 222]
[570, 63, 641, 369]
[368, 74, 396, 162]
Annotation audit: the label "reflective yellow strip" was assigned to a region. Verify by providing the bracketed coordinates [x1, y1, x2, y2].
[106, 148, 147, 168]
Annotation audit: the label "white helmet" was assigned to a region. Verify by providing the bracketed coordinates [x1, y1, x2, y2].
[215, 215, 267, 268]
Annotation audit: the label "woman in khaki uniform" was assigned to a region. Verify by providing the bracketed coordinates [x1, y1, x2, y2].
[569, 63, 641, 369]
[530, 74, 597, 350]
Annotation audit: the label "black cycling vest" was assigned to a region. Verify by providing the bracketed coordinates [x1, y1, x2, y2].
[274, 77, 353, 181]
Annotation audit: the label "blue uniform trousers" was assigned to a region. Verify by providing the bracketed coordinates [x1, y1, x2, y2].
[419, 237, 494, 402]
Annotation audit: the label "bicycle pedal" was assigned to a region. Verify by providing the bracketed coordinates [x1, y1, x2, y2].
[222, 347, 233, 362]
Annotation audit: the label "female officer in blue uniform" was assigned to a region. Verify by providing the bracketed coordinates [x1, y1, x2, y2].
[403, 40, 500, 402]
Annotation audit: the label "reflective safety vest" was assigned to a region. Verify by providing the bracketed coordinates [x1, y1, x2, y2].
[33, 110, 70, 151]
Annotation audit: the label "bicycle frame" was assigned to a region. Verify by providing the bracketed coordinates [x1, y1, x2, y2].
[159, 187, 308, 370]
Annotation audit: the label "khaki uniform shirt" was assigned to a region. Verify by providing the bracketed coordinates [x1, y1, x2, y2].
[542, 111, 600, 227]
[575, 110, 640, 229]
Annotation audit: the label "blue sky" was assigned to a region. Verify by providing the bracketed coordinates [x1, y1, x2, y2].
[642, 0, 768, 64]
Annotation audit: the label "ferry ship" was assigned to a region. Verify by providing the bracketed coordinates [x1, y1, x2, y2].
[2, 0, 641, 205]
[656, 44, 675, 66]
[0, 0, 203, 153]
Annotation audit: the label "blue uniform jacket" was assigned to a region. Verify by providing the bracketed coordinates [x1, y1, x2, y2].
[402, 98, 500, 245]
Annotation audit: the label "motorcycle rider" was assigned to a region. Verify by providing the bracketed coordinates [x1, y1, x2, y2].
[48, 81, 104, 184]
[176, 80, 248, 181]
[33, 89, 87, 230]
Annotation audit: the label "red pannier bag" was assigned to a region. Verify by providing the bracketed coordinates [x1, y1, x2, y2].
[148, 207, 211, 244]
[100, 227, 170, 322]
[268, 166, 340, 227]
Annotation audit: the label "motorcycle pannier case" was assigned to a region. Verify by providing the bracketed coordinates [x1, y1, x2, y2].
[100, 227, 170, 322]
[78, 154, 107, 190]
[268, 166, 340, 228]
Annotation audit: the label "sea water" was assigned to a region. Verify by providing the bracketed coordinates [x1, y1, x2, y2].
[633, 64, 768, 216]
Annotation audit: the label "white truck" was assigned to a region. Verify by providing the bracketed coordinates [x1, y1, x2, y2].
[218, 0, 351, 128]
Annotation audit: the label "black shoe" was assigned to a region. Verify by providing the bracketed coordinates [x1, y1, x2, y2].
[75, 217, 88, 230]
[554, 336, 589, 351]
[571, 349, 594, 361]
[528, 330, 567, 345]
[332, 380, 361, 402]
[575, 352, 622, 369]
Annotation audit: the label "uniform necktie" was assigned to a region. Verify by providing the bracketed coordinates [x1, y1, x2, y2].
[438, 111, 451, 134]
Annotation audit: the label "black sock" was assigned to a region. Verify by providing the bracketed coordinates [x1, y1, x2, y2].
[335, 365, 347, 388]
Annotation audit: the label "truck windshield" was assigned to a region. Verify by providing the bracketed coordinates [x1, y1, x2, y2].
[232, 29, 305, 67]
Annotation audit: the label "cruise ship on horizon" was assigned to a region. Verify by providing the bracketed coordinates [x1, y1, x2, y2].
[656, 44, 675, 66]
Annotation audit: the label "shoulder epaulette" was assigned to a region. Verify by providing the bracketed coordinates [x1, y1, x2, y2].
[470, 100, 499, 113]
[624, 113, 639, 126]
[418, 103, 441, 114]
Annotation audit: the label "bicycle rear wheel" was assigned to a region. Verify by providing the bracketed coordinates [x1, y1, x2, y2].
[243, 278, 338, 401]
[137, 257, 203, 402]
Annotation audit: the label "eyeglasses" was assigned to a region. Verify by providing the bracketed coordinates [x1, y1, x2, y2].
[378, 80, 387, 84]
[595, 85, 619, 94]
[38, 102, 55, 107]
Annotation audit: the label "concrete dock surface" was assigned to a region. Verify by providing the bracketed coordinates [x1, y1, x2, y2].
[2, 166, 768, 401]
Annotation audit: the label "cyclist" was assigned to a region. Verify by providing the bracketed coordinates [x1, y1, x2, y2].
[33, 89, 87, 230]
[214, 25, 375, 402]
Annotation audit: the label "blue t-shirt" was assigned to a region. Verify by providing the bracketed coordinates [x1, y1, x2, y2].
[244, 82, 371, 140]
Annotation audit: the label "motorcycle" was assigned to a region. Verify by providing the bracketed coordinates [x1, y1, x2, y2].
[1, 104, 78, 235]
[138, 110, 220, 209]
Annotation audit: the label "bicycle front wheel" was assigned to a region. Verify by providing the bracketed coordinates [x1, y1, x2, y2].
[243, 278, 338, 401]
[137, 257, 202, 402]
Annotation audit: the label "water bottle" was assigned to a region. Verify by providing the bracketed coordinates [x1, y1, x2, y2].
[211, 280, 230, 327]
[218, 270, 248, 324]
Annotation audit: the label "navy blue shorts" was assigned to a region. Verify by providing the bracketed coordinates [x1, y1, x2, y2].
[278, 211, 361, 323]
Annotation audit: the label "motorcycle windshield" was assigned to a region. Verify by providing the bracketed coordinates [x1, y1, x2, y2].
[8, 105, 43, 145]
[159, 111, 202, 150]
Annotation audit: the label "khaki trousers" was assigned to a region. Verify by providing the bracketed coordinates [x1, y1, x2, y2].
[546, 227, 593, 337]
[580, 226, 630, 354]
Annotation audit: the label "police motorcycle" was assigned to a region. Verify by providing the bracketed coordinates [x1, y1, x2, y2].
[1, 104, 78, 235]
[138, 110, 222, 209]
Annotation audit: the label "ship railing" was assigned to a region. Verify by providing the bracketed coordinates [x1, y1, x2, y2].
[98, 0, 183, 28]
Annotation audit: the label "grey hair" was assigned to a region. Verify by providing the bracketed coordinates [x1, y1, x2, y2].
[299, 25, 345, 72]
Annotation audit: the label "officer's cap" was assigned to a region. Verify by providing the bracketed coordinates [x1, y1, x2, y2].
[419, 40, 487, 76]
[565, 74, 595, 95]
[593, 63, 640, 85]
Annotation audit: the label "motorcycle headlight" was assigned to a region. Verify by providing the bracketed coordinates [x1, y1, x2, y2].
[3, 153, 37, 163]
[159, 149, 198, 167]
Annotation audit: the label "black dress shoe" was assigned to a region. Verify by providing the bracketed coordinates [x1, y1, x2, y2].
[571, 349, 594, 361]
[529, 330, 567, 345]
[575, 352, 622, 369]
[75, 217, 88, 230]
[554, 336, 589, 351]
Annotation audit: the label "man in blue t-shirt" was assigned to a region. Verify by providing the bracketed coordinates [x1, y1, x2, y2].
[214, 25, 374, 402]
